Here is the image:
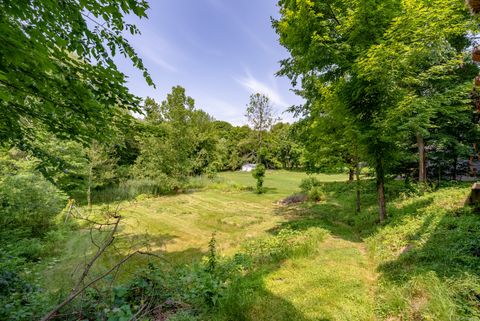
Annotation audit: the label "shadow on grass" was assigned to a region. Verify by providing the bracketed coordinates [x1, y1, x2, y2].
[114, 232, 208, 266]
[272, 180, 439, 242]
[215, 267, 317, 321]
[270, 180, 480, 317]
[378, 206, 480, 282]
[271, 180, 378, 242]
[116, 234, 313, 321]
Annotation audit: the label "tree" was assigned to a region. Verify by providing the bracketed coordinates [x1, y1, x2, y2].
[274, 0, 476, 222]
[0, 0, 152, 147]
[269, 123, 304, 170]
[134, 87, 218, 182]
[245, 93, 277, 164]
[356, 0, 476, 184]
[274, 0, 400, 222]
[85, 141, 118, 207]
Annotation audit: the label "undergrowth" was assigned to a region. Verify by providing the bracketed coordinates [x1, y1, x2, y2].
[53, 226, 328, 320]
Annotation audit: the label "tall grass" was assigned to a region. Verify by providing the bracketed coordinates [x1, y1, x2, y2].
[90, 176, 226, 204]
[91, 179, 176, 204]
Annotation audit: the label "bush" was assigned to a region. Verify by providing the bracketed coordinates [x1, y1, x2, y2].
[299, 176, 322, 192]
[0, 173, 67, 236]
[242, 227, 326, 263]
[252, 164, 266, 194]
[0, 267, 47, 321]
[299, 177, 325, 202]
[308, 186, 325, 202]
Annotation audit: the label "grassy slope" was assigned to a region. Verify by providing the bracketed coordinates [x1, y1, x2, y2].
[42, 171, 480, 320]
[41, 171, 346, 292]
[274, 181, 480, 321]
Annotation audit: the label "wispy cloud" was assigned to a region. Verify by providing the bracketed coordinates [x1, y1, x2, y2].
[134, 30, 184, 73]
[236, 71, 288, 108]
[138, 46, 177, 72]
[201, 97, 246, 125]
[206, 0, 275, 55]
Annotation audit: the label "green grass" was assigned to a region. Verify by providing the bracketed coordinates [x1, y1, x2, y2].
[39, 171, 480, 321]
[40, 171, 346, 292]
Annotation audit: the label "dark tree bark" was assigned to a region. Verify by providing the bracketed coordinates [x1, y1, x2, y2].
[417, 133, 427, 183]
[376, 160, 386, 223]
[349, 167, 355, 182]
[452, 155, 458, 181]
[355, 161, 361, 213]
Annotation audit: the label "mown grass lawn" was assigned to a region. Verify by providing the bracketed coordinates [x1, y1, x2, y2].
[40, 171, 480, 321]
[41, 171, 347, 292]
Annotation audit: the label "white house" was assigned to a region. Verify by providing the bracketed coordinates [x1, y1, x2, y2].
[241, 163, 256, 172]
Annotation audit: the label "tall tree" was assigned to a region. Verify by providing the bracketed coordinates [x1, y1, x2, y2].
[356, 0, 476, 184]
[245, 93, 277, 164]
[135, 87, 218, 181]
[274, 0, 476, 222]
[274, 0, 400, 222]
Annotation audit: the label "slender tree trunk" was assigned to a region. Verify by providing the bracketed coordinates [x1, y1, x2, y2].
[257, 131, 263, 164]
[349, 167, 354, 182]
[417, 133, 427, 183]
[355, 161, 361, 213]
[87, 164, 93, 209]
[376, 161, 386, 223]
[452, 155, 458, 181]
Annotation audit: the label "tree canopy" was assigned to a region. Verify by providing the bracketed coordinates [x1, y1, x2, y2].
[274, 0, 478, 221]
[0, 0, 153, 146]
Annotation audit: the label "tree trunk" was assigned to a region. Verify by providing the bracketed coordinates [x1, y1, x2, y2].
[87, 164, 93, 209]
[349, 168, 354, 182]
[355, 161, 361, 213]
[452, 155, 458, 181]
[417, 133, 427, 183]
[376, 161, 386, 223]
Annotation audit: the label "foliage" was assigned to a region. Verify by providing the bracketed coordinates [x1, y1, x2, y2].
[252, 164, 266, 194]
[274, 0, 478, 221]
[135, 87, 220, 182]
[0, 267, 47, 321]
[0, 172, 67, 237]
[299, 177, 325, 202]
[89, 178, 180, 204]
[0, 0, 152, 147]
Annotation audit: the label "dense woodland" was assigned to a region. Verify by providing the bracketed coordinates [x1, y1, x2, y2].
[1, 0, 480, 320]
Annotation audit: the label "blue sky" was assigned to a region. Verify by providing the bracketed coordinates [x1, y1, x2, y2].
[118, 0, 302, 125]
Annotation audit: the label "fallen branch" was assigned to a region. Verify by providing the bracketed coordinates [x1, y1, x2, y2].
[40, 251, 138, 321]
[40, 208, 164, 321]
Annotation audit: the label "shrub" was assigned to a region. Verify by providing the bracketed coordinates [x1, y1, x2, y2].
[308, 186, 325, 202]
[243, 227, 327, 263]
[0, 173, 67, 236]
[299, 177, 322, 192]
[299, 177, 325, 202]
[252, 164, 266, 194]
[0, 267, 47, 321]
